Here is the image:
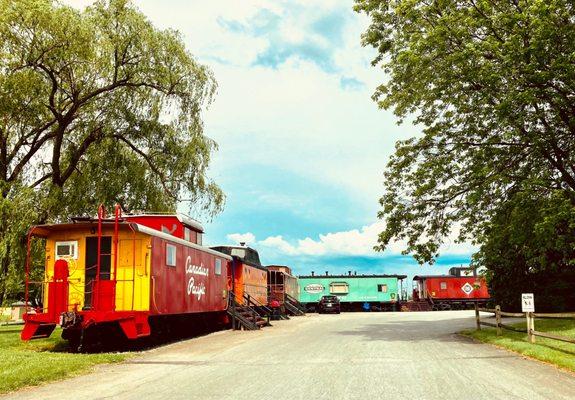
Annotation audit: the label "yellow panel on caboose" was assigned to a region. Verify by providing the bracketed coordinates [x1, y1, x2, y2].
[42, 227, 151, 313]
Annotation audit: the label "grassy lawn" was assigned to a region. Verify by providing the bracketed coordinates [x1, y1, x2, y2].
[0, 325, 130, 394]
[461, 318, 575, 372]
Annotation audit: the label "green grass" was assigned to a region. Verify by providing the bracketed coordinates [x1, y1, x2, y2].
[0, 325, 130, 394]
[462, 318, 575, 372]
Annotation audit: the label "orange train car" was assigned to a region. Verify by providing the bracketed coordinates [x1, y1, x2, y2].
[210, 245, 268, 307]
[21, 206, 232, 349]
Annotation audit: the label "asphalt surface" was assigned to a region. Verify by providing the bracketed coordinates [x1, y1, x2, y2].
[4, 310, 575, 400]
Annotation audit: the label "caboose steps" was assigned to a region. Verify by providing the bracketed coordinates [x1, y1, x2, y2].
[227, 291, 271, 331]
[285, 295, 305, 316]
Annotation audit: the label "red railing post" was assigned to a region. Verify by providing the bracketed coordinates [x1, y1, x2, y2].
[24, 229, 34, 313]
[113, 204, 121, 282]
[95, 204, 106, 310]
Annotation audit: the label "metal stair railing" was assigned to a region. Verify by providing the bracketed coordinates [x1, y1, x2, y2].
[227, 291, 260, 330]
[242, 293, 272, 326]
[285, 294, 306, 315]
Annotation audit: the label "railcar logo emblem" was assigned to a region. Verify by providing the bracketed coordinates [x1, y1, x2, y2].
[185, 256, 208, 300]
[461, 282, 474, 295]
[304, 284, 324, 294]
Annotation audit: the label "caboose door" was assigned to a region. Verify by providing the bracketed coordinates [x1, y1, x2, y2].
[84, 236, 112, 309]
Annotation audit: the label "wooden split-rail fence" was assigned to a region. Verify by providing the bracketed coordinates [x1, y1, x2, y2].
[474, 303, 575, 345]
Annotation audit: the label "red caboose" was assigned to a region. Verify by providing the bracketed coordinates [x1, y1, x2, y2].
[413, 267, 490, 310]
[21, 206, 232, 350]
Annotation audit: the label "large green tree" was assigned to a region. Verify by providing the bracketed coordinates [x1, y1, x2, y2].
[0, 0, 223, 303]
[355, 0, 575, 263]
[475, 191, 575, 311]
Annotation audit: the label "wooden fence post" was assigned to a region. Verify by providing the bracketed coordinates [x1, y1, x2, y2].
[475, 302, 481, 330]
[495, 305, 502, 336]
[527, 312, 535, 344]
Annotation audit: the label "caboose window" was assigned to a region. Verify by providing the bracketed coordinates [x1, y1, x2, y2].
[231, 248, 246, 258]
[330, 282, 349, 294]
[377, 284, 388, 293]
[55, 241, 78, 259]
[440, 281, 447, 290]
[184, 227, 191, 241]
[197, 233, 203, 246]
[166, 244, 177, 267]
[215, 259, 222, 275]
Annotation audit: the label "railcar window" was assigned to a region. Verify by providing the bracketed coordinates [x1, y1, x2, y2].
[440, 282, 447, 290]
[197, 233, 203, 245]
[377, 284, 388, 293]
[215, 259, 222, 275]
[166, 244, 177, 267]
[184, 228, 191, 241]
[330, 282, 349, 294]
[231, 248, 246, 258]
[56, 241, 78, 259]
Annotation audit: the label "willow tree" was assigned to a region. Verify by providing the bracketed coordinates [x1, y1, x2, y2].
[0, 0, 223, 303]
[356, 0, 575, 263]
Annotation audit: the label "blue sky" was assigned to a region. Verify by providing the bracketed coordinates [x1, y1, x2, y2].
[72, 0, 475, 282]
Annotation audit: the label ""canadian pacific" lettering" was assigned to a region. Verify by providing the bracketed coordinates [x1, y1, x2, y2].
[185, 256, 208, 300]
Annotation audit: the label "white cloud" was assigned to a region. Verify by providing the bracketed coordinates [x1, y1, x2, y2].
[226, 232, 256, 245]
[257, 222, 477, 258]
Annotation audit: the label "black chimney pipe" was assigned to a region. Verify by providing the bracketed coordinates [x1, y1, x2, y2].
[311, 271, 315, 276]
[325, 271, 328, 276]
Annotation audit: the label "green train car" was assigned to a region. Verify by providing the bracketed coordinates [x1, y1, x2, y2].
[298, 274, 407, 312]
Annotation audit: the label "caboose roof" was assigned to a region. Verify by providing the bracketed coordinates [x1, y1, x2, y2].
[298, 274, 407, 279]
[413, 275, 476, 280]
[125, 213, 204, 233]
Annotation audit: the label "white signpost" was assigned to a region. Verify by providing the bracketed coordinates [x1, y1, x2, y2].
[522, 293, 535, 343]
[522, 293, 535, 312]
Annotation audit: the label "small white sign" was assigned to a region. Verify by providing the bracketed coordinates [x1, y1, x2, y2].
[522, 293, 535, 312]
[461, 282, 474, 295]
[304, 284, 324, 294]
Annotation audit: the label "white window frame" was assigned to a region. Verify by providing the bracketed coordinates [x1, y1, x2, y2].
[166, 243, 177, 267]
[330, 282, 349, 294]
[231, 248, 246, 258]
[197, 233, 203, 246]
[440, 281, 447, 290]
[215, 258, 222, 275]
[378, 284, 388, 293]
[55, 241, 78, 260]
[184, 227, 191, 242]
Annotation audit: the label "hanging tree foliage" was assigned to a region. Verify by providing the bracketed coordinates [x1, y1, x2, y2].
[0, 0, 223, 303]
[355, 0, 575, 264]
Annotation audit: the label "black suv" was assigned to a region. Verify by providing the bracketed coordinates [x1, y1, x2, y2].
[318, 295, 341, 314]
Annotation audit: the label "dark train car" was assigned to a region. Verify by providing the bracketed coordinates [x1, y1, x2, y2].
[21, 206, 232, 348]
[413, 267, 490, 309]
[210, 245, 268, 307]
[267, 265, 299, 304]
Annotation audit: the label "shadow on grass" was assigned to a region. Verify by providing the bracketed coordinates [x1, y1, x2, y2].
[0, 329, 22, 334]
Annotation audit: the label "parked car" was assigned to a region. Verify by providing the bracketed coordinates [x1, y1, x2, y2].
[318, 295, 340, 314]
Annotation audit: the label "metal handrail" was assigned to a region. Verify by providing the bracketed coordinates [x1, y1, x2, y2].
[227, 291, 259, 330]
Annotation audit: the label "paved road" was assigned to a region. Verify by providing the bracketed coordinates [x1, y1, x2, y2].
[4, 311, 575, 400]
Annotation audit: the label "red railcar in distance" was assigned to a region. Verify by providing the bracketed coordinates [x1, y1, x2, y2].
[413, 267, 489, 310]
